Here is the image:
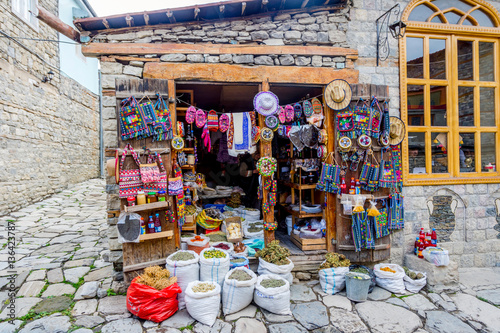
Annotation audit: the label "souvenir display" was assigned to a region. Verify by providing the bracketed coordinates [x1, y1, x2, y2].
[278, 106, 286, 123]
[318, 129, 328, 144]
[172, 136, 185, 150]
[143, 153, 168, 194]
[336, 110, 356, 139]
[352, 212, 375, 251]
[186, 106, 197, 124]
[265, 115, 279, 131]
[324, 79, 352, 111]
[118, 144, 144, 198]
[196, 109, 207, 128]
[285, 105, 294, 122]
[293, 102, 302, 119]
[260, 127, 274, 142]
[254, 91, 279, 116]
[357, 134, 372, 149]
[257, 157, 277, 177]
[219, 113, 230, 133]
[316, 153, 341, 194]
[153, 94, 173, 141]
[311, 97, 323, 114]
[303, 100, 313, 117]
[389, 116, 406, 146]
[252, 126, 261, 143]
[119, 96, 149, 141]
[207, 110, 219, 132]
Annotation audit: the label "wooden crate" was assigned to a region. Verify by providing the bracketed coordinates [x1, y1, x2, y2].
[290, 233, 327, 251]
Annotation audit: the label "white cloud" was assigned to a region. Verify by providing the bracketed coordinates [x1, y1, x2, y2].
[87, 0, 234, 17]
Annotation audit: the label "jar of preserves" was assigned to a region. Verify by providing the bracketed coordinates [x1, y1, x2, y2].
[157, 190, 166, 202]
[126, 196, 136, 206]
[147, 192, 157, 203]
[136, 191, 146, 205]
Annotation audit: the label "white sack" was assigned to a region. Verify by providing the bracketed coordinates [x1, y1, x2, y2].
[253, 274, 291, 315]
[185, 281, 221, 327]
[222, 267, 257, 315]
[318, 266, 349, 295]
[199, 247, 230, 286]
[165, 250, 200, 310]
[257, 257, 294, 284]
[373, 263, 406, 294]
[403, 271, 427, 293]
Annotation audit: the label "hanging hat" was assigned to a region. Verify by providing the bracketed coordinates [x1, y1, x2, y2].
[207, 110, 219, 132]
[219, 113, 230, 132]
[325, 79, 352, 111]
[253, 91, 279, 116]
[186, 106, 196, 124]
[311, 97, 323, 114]
[294, 102, 302, 119]
[278, 106, 286, 123]
[389, 116, 406, 146]
[300, 125, 319, 148]
[303, 100, 313, 117]
[289, 126, 304, 151]
[195, 109, 206, 128]
[285, 105, 294, 122]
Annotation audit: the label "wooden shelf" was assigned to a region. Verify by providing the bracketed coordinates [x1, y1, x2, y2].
[139, 230, 174, 242]
[281, 181, 318, 190]
[182, 148, 195, 152]
[124, 201, 169, 213]
[181, 165, 196, 169]
[290, 232, 327, 251]
[278, 204, 323, 218]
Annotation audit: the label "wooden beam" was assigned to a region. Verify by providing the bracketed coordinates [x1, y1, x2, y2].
[36, 5, 81, 43]
[83, 42, 358, 58]
[143, 62, 359, 85]
[101, 56, 160, 62]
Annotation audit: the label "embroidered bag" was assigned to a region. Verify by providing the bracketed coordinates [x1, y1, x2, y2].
[316, 153, 341, 194]
[140, 159, 161, 184]
[285, 105, 294, 122]
[278, 106, 286, 124]
[378, 148, 396, 189]
[336, 109, 356, 139]
[369, 98, 383, 139]
[119, 97, 149, 141]
[143, 153, 167, 194]
[140, 100, 159, 139]
[388, 192, 404, 230]
[119, 144, 144, 198]
[354, 102, 371, 136]
[186, 106, 196, 124]
[207, 110, 219, 132]
[168, 161, 183, 196]
[311, 97, 323, 114]
[303, 100, 313, 117]
[294, 102, 302, 119]
[219, 113, 230, 133]
[195, 109, 206, 128]
[152, 94, 173, 141]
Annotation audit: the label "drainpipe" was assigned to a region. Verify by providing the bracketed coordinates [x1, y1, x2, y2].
[99, 70, 104, 178]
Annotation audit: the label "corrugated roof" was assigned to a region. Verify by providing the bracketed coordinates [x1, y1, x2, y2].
[74, 0, 345, 36]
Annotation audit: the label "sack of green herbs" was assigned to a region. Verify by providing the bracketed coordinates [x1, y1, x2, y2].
[185, 281, 221, 327]
[222, 267, 257, 315]
[199, 247, 230, 286]
[229, 256, 249, 270]
[244, 222, 264, 239]
[402, 266, 427, 293]
[165, 250, 200, 310]
[319, 253, 351, 294]
[253, 274, 291, 315]
[256, 240, 294, 284]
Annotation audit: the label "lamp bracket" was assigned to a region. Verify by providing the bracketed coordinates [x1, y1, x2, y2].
[376, 4, 404, 66]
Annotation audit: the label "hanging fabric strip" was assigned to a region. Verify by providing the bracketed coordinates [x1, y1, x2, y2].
[388, 192, 404, 230]
[374, 205, 390, 238]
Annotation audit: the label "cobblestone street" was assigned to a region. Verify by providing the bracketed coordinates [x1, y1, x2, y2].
[0, 179, 499, 333]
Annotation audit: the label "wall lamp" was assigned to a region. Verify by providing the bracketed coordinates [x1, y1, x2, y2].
[42, 70, 55, 83]
[376, 4, 407, 66]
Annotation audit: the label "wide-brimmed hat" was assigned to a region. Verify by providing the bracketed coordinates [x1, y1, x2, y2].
[253, 91, 279, 116]
[389, 116, 406, 146]
[325, 79, 352, 111]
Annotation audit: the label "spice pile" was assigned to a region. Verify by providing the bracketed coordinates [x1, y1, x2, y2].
[207, 232, 227, 242]
[256, 240, 291, 266]
[380, 266, 396, 273]
[248, 225, 263, 233]
[228, 269, 252, 281]
[170, 252, 196, 261]
[213, 243, 231, 250]
[191, 235, 206, 242]
[233, 242, 246, 254]
[403, 266, 424, 280]
[205, 207, 223, 220]
[350, 267, 369, 275]
[319, 252, 351, 269]
[230, 258, 246, 264]
[203, 249, 226, 259]
[192, 282, 216, 293]
[136, 266, 177, 290]
[226, 193, 242, 208]
[261, 278, 286, 288]
[227, 222, 242, 239]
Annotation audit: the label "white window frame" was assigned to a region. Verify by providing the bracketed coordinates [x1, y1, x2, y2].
[11, 0, 39, 31]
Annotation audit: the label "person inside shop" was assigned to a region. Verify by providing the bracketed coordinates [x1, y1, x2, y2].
[239, 152, 260, 208]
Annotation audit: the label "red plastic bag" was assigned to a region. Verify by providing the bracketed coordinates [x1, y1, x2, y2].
[127, 277, 182, 322]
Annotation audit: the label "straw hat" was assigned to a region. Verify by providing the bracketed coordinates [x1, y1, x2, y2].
[253, 91, 279, 116]
[106, 150, 120, 184]
[389, 116, 406, 146]
[324, 79, 352, 111]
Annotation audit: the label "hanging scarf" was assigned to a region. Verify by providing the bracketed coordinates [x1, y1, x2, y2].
[388, 192, 404, 230]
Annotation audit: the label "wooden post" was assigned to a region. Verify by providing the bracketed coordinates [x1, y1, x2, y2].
[324, 91, 336, 252]
[259, 80, 275, 246]
[37, 5, 81, 43]
[168, 80, 180, 249]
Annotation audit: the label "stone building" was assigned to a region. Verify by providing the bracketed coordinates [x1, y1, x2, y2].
[74, 0, 500, 275]
[0, 0, 100, 215]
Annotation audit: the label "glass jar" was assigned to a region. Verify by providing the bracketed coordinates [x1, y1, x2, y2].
[127, 196, 136, 206]
[137, 191, 146, 205]
[147, 192, 157, 203]
[157, 190, 166, 202]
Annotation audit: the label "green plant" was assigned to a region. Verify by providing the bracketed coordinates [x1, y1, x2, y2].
[255, 240, 290, 265]
[107, 288, 117, 296]
[319, 252, 350, 269]
[179, 324, 194, 330]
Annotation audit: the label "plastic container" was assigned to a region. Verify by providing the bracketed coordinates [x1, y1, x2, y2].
[286, 216, 293, 235]
[157, 190, 167, 202]
[345, 272, 371, 302]
[127, 196, 136, 206]
[137, 191, 146, 205]
[147, 192, 157, 203]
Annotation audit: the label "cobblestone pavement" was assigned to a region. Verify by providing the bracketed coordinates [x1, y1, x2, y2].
[0, 179, 500, 333]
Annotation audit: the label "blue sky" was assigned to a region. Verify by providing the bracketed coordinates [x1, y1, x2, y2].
[87, 0, 230, 17]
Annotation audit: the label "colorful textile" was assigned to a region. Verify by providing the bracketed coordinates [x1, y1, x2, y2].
[152, 94, 173, 141]
[118, 144, 143, 198]
[207, 110, 218, 132]
[388, 192, 404, 230]
[374, 205, 390, 238]
[119, 97, 149, 140]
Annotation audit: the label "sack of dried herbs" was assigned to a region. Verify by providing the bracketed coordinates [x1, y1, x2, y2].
[166, 250, 200, 310]
[318, 252, 351, 295]
[185, 280, 221, 326]
[229, 256, 249, 270]
[256, 240, 294, 284]
[253, 274, 291, 315]
[200, 247, 230, 286]
[222, 267, 257, 315]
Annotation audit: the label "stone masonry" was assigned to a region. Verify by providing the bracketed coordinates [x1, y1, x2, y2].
[0, 0, 100, 215]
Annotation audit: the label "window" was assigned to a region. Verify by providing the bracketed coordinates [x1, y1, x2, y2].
[12, 0, 39, 30]
[401, 0, 500, 185]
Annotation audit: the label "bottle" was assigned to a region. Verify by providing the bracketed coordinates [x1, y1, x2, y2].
[414, 237, 419, 256]
[355, 179, 361, 194]
[431, 228, 437, 246]
[419, 228, 425, 242]
[154, 213, 162, 233]
[185, 188, 192, 206]
[340, 177, 347, 194]
[349, 178, 356, 195]
[140, 217, 146, 235]
[418, 241, 424, 258]
[148, 216, 155, 234]
[426, 230, 432, 244]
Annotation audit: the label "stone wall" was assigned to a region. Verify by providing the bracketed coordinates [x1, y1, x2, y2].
[0, 0, 100, 215]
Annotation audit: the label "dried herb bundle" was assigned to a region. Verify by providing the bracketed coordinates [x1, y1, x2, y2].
[261, 278, 286, 288]
[256, 240, 291, 266]
[403, 266, 424, 280]
[170, 252, 196, 261]
[248, 226, 263, 233]
[231, 258, 246, 264]
[136, 266, 177, 290]
[228, 270, 252, 281]
[192, 282, 216, 293]
[319, 253, 351, 269]
[208, 232, 227, 243]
